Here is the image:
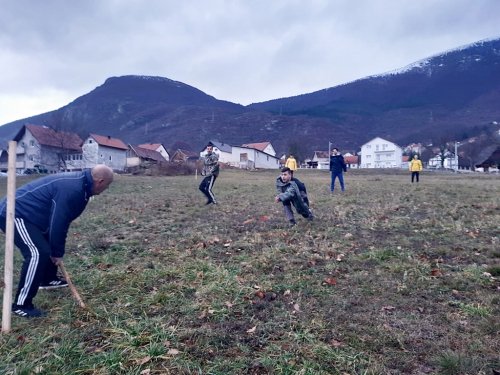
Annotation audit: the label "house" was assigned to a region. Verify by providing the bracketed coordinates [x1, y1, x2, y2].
[360, 137, 403, 168]
[127, 145, 168, 168]
[309, 151, 330, 169]
[138, 143, 170, 161]
[231, 145, 280, 169]
[344, 155, 359, 169]
[241, 142, 276, 157]
[171, 149, 199, 163]
[427, 150, 457, 169]
[11, 124, 83, 174]
[82, 134, 128, 171]
[199, 140, 233, 163]
[404, 143, 426, 154]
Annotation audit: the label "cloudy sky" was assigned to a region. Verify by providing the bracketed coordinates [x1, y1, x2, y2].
[1, 0, 499, 125]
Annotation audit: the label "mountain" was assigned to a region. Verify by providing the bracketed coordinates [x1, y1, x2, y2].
[1, 37, 500, 157]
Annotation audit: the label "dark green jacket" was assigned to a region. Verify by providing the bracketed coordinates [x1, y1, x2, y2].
[276, 177, 310, 216]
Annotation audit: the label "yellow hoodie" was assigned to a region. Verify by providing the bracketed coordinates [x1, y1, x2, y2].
[286, 157, 297, 171]
[410, 159, 423, 172]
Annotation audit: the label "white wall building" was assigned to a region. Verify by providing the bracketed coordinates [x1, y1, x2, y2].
[241, 142, 276, 157]
[360, 137, 403, 168]
[231, 145, 280, 169]
[312, 151, 330, 169]
[82, 134, 128, 171]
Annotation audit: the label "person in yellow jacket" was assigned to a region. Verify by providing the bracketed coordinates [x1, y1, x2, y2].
[285, 154, 298, 176]
[409, 154, 423, 183]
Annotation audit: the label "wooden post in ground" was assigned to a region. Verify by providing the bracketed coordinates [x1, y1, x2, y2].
[2, 141, 17, 334]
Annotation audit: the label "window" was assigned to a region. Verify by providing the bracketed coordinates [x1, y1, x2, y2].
[21, 142, 25, 147]
[386, 153, 392, 157]
[376, 155, 380, 160]
[376, 145, 379, 151]
[109, 156, 112, 161]
[383, 144, 387, 150]
[30, 140, 34, 147]
[267, 156, 269, 161]
[89, 140, 93, 144]
[366, 155, 371, 158]
[100, 154, 103, 158]
[29, 155, 34, 161]
[366, 145, 371, 149]
[367, 163, 371, 167]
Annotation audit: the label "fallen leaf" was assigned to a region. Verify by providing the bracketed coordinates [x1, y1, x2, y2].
[167, 349, 179, 355]
[336, 254, 344, 262]
[197, 272, 202, 278]
[236, 276, 245, 283]
[420, 254, 425, 259]
[417, 307, 424, 313]
[225, 301, 233, 307]
[224, 243, 231, 247]
[255, 291, 264, 298]
[34, 366, 44, 374]
[198, 310, 206, 319]
[284, 289, 291, 295]
[195, 242, 205, 249]
[260, 216, 269, 221]
[344, 233, 353, 239]
[326, 278, 337, 284]
[164, 340, 171, 347]
[310, 259, 316, 265]
[247, 326, 257, 334]
[293, 304, 300, 312]
[383, 306, 396, 311]
[140, 370, 150, 375]
[330, 339, 343, 346]
[136, 356, 151, 365]
[452, 290, 459, 295]
[430, 269, 442, 276]
[243, 218, 259, 225]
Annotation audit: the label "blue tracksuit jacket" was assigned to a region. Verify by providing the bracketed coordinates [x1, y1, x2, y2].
[0, 170, 94, 257]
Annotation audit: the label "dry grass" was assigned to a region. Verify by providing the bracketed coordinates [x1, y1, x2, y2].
[0, 169, 500, 374]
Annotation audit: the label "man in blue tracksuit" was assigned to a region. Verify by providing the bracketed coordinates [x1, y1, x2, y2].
[0, 165, 113, 318]
[329, 148, 347, 192]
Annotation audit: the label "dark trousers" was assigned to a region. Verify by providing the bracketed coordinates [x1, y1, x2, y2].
[283, 191, 310, 222]
[0, 217, 58, 307]
[411, 172, 420, 183]
[199, 175, 217, 203]
[331, 172, 345, 191]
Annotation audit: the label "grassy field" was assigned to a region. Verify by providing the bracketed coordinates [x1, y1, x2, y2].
[1, 169, 500, 374]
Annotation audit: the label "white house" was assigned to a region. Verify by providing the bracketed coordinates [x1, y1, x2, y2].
[344, 155, 359, 169]
[199, 140, 233, 163]
[138, 143, 170, 161]
[428, 151, 457, 169]
[82, 134, 128, 171]
[311, 151, 330, 169]
[241, 142, 276, 157]
[360, 137, 403, 168]
[231, 145, 280, 169]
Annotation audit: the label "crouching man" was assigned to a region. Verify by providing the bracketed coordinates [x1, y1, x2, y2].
[274, 167, 313, 227]
[0, 165, 114, 318]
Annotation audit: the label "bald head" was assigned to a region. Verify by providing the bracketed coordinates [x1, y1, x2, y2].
[91, 165, 114, 195]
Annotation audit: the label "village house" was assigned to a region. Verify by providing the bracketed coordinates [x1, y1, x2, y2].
[171, 149, 199, 162]
[230, 144, 280, 169]
[309, 151, 330, 169]
[138, 143, 170, 161]
[344, 155, 359, 169]
[10, 124, 83, 174]
[199, 140, 233, 163]
[82, 134, 128, 171]
[127, 144, 168, 168]
[360, 137, 403, 168]
[241, 142, 276, 157]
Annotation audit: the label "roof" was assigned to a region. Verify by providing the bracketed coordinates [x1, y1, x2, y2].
[402, 156, 410, 162]
[207, 140, 232, 153]
[174, 149, 199, 158]
[344, 156, 359, 164]
[361, 137, 402, 148]
[138, 143, 163, 151]
[314, 151, 330, 158]
[17, 124, 83, 151]
[129, 145, 167, 162]
[89, 134, 128, 150]
[241, 142, 271, 152]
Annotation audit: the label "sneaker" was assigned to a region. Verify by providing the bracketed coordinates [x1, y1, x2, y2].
[205, 200, 213, 205]
[307, 209, 314, 220]
[288, 220, 296, 227]
[12, 304, 46, 318]
[39, 278, 68, 290]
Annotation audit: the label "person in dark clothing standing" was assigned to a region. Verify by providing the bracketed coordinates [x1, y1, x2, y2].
[329, 148, 347, 192]
[0, 165, 114, 318]
[199, 144, 220, 205]
[275, 167, 313, 227]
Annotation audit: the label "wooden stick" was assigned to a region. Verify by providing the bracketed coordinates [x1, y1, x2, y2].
[2, 141, 17, 334]
[59, 262, 85, 308]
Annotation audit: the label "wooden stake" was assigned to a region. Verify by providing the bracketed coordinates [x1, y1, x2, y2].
[59, 262, 85, 308]
[2, 141, 17, 334]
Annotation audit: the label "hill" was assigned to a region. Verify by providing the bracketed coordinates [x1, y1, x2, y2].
[1, 38, 499, 157]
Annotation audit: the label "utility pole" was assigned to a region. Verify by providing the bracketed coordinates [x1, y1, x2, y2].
[454, 141, 460, 173]
[212, 111, 214, 123]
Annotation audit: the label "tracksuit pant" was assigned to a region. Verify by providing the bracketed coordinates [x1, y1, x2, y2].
[0, 216, 58, 307]
[199, 175, 217, 204]
[412, 172, 420, 183]
[283, 191, 310, 222]
[331, 172, 345, 191]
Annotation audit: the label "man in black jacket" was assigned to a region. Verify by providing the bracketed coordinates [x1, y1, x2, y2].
[0, 165, 114, 318]
[275, 167, 313, 227]
[329, 148, 347, 192]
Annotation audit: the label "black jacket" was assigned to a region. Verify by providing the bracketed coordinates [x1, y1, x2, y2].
[330, 154, 347, 173]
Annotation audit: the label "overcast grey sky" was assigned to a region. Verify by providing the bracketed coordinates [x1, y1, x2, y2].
[1, 0, 499, 125]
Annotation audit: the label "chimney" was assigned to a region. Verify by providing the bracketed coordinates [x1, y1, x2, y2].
[107, 136, 111, 139]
